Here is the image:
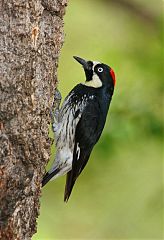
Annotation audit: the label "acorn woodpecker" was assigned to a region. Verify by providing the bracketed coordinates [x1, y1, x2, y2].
[42, 56, 116, 202]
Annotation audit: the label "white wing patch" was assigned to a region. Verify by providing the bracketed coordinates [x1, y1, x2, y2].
[76, 142, 80, 160]
[51, 92, 88, 173]
[48, 89, 96, 180]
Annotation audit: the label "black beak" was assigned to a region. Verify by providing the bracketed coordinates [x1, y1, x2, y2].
[73, 56, 89, 70]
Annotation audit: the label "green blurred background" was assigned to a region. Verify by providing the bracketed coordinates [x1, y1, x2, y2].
[33, 0, 163, 239]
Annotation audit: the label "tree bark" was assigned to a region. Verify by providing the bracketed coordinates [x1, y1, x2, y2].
[0, 0, 67, 239]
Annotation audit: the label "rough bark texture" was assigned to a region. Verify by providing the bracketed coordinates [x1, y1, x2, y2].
[0, 0, 67, 239]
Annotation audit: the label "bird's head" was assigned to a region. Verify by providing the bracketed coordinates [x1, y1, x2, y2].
[73, 56, 116, 89]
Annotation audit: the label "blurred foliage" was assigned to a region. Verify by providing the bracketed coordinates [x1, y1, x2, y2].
[33, 0, 163, 239]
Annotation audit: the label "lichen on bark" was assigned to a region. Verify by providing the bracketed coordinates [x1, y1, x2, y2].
[0, 0, 67, 239]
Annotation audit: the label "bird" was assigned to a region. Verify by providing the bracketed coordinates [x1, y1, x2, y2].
[42, 56, 116, 202]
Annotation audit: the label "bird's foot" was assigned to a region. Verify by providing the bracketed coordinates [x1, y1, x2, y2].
[51, 89, 62, 133]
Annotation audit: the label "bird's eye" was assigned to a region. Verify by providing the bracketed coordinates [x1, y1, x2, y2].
[97, 67, 103, 72]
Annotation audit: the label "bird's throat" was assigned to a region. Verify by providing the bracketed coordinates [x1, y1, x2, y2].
[83, 74, 102, 88]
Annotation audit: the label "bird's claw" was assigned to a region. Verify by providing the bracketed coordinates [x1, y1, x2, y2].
[51, 89, 62, 133]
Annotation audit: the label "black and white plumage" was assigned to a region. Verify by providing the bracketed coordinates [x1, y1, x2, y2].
[42, 56, 116, 202]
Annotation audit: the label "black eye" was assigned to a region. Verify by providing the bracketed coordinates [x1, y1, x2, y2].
[97, 67, 103, 72]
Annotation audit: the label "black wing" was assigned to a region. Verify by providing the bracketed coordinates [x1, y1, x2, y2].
[64, 99, 105, 202]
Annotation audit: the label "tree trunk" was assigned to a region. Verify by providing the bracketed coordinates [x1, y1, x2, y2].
[0, 0, 67, 239]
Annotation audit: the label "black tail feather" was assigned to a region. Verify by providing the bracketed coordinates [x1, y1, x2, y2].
[64, 171, 76, 202]
[42, 169, 60, 187]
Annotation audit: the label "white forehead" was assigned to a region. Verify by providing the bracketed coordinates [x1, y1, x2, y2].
[92, 61, 101, 70]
